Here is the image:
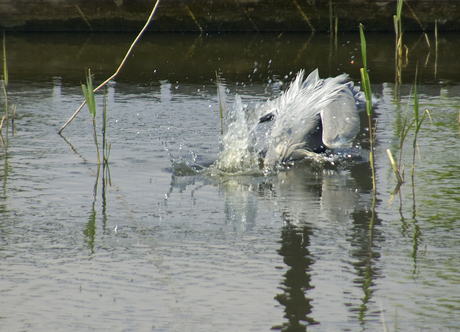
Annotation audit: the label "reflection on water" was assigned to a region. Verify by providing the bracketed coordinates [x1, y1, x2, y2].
[1, 32, 460, 331]
[169, 157, 381, 329]
[273, 222, 317, 331]
[6, 31, 460, 85]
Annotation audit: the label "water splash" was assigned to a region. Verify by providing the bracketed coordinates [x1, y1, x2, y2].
[212, 95, 262, 173]
[176, 70, 367, 177]
[210, 94, 363, 174]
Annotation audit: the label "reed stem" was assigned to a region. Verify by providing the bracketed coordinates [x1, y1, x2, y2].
[2, 30, 9, 142]
[359, 23, 376, 197]
[215, 71, 227, 135]
[81, 69, 100, 165]
[434, 20, 438, 79]
[394, 0, 403, 102]
[58, 0, 162, 134]
[387, 148, 403, 184]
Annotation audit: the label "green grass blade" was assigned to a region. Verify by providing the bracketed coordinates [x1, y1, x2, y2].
[393, 15, 398, 36]
[82, 69, 96, 119]
[358, 24, 376, 198]
[360, 68, 372, 116]
[103, 87, 107, 136]
[81, 68, 100, 164]
[396, 0, 403, 22]
[359, 24, 372, 116]
[216, 71, 227, 135]
[413, 65, 419, 126]
[401, 117, 416, 144]
[3, 31, 7, 86]
[359, 24, 367, 70]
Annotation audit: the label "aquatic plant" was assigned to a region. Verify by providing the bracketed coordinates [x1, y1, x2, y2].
[81, 69, 100, 165]
[215, 71, 227, 135]
[58, 0, 162, 134]
[102, 88, 111, 186]
[102, 87, 111, 166]
[434, 20, 438, 79]
[387, 148, 403, 185]
[329, 0, 338, 39]
[389, 93, 412, 187]
[359, 23, 376, 196]
[0, 31, 17, 144]
[388, 65, 430, 189]
[394, 0, 403, 101]
[293, 0, 315, 33]
[2, 32, 7, 88]
[85, 164, 100, 255]
[1, 31, 8, 136]
[410, 67, 430, 180]
[184, 4, 203, 32]
[394, 0, 403, 56]
[1, 31, 13, 196]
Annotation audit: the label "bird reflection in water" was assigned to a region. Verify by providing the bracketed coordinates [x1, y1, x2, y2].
[272, 217, 318, 331]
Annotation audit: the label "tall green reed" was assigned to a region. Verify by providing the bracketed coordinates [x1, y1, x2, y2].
[58, 0, 161, 134]
[387, 0, 405, 188]
[393, 0, 403, 101]
[329, 0, 338, 45]
[1, 31, 8, 136]
[359, 24, 376, 196]
[358, 26, 378, 317]
[216, 71, 227, 135]
[81, 69, 101, 165]
[410, 66, 430, 179]
[102, 87, 111, 186]
[388, 65, 430, 189]
[2, 31, 7, 88]
[359, 24, 377, 234]
[394, 0, 403, 57]
[102, 87, 111, 165]
[434, 20, 438, 80]
[0, 31, 16, 144]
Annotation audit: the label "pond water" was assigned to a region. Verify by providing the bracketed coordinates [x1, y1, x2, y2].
[1, 31, 460, 331]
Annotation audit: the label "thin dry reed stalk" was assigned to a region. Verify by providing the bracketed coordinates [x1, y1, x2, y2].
[58, 0, 162, 134]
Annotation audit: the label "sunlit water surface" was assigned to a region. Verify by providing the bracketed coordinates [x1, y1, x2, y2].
[1, 32, 460, 331]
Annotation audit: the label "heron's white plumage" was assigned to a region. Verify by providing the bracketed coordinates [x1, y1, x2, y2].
[263, 69, 360, 167]
[214, 68, 362, 173]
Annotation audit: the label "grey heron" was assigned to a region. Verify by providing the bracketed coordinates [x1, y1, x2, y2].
[214, 68, 364, 173]
[259, 69, 363, 168]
